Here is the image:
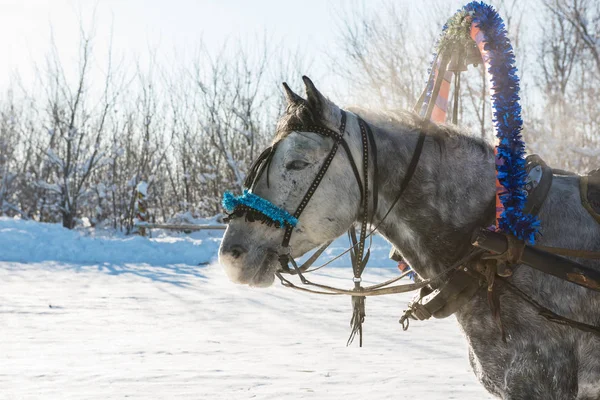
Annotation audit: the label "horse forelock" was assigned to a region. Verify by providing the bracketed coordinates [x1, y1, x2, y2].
[273, 102, 321, 144]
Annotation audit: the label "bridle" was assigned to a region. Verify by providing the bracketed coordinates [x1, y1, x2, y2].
[224, 108, 430, 345]
[230, 110, 376, 272]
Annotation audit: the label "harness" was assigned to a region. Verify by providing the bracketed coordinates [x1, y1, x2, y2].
[223, 111, 600, 344]
[219, 1, 600, 344]
[399, 154, 554, 326]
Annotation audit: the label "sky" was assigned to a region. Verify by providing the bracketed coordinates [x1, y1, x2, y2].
[0, 0, 362, 95]
[0, 0, 493, 98]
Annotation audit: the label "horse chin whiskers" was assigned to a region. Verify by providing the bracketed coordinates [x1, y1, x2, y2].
[246, 250, 278, 287]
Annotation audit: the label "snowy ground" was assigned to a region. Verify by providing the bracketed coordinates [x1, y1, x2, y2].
[1, 218, 492, 399]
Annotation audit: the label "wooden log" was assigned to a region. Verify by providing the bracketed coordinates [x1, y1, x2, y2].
[134, 223, 226, 231]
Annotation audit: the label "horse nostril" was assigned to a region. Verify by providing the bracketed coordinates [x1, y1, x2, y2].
[227, 244, 247, 259]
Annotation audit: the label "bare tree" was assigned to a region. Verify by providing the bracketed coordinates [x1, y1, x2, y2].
[36, 24, 121, 228]
[192, 40, 272, 194]
[545, 0, 600, 74]
[332, 1, 446, 109]
[525, 0, 600, 172]
[0, 90, 21, 216]
[9, 2, 597, 229]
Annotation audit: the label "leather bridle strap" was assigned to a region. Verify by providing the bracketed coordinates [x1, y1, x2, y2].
[287, 240, 334, 275]
[365, 130, 426, 235]
[346, 117, 375, 346]
[244, 145, 276, 189]
[365, 121, 379, 224]
[351, 118, 373, 279]
[280, 112, 349, 254]
[275, 114, 381, 346]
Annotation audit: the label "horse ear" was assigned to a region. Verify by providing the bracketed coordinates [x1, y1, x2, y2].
[282, 82, 305, 106]
[302, 76, 327, 113]
[302, 76, 342, 125]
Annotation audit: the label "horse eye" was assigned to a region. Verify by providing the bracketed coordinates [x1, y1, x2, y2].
[286, 160, 310, 170]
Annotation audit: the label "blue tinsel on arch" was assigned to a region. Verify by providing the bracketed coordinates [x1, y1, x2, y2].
[463, 2, 539, 243]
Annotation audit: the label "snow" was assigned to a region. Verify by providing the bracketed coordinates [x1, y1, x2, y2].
[0, 217, 492, 399]
[136, 181, 148, 196]
[45, 149, 64, 168]
[35, 180, 62, 194]
[0, 218, 221, 268]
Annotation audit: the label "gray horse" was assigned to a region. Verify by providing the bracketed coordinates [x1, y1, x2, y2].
[219, 77, 600, 399]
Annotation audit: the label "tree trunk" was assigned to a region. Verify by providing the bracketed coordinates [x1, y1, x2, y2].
[62, 209, 76, 229]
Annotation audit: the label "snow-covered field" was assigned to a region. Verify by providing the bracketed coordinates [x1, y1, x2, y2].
[1, 218, 492, 399]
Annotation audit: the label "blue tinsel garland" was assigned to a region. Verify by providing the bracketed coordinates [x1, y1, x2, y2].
[222, 190, 298, 228]
[424, 2, 539, 243]
[462, 1, 539, 243]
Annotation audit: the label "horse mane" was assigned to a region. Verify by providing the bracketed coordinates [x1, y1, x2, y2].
[273, 102, 321, 143]
[274, 102, 492, 158]
[347, 107, 492, 154]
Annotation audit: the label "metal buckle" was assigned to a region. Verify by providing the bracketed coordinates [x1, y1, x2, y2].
[278, 246, 292, 274]
[278, 245, 292, 256]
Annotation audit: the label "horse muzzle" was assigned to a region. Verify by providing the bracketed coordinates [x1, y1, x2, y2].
[219, 241, 278, 287]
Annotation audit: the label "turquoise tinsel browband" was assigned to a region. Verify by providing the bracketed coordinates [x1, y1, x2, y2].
[222, 190, 298, 228]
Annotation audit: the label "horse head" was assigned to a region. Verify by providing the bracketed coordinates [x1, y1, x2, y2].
[218, 77, 364, 287]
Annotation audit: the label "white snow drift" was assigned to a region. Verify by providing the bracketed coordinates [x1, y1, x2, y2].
[0, 217, 491, 399]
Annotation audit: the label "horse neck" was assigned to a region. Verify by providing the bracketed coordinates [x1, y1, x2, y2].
[370, 121, 496, 279]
